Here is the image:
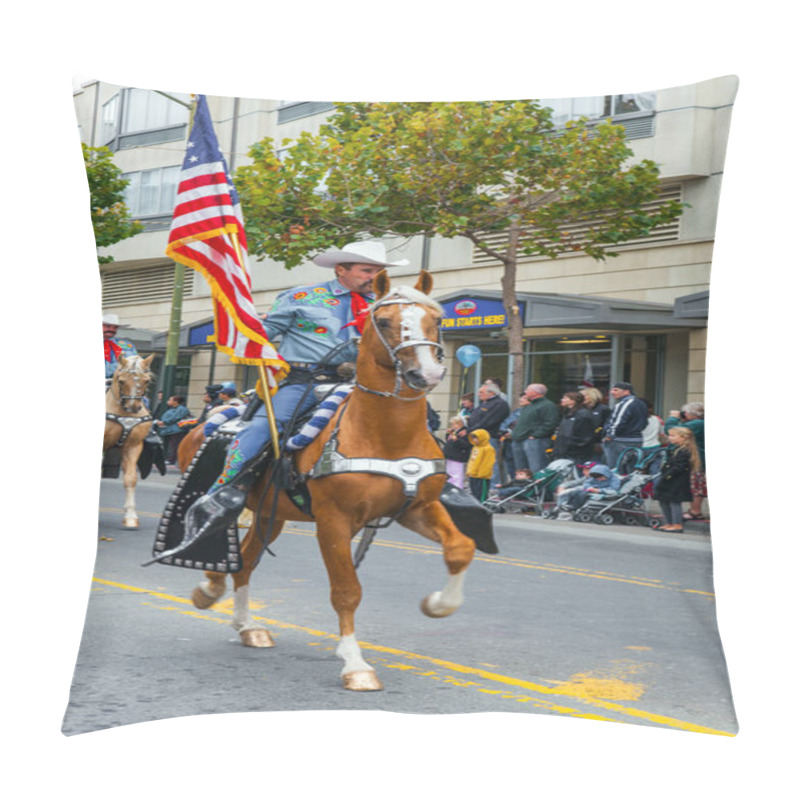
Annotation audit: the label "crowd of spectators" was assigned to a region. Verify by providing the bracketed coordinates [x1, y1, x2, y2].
[442, 377, 708, 525]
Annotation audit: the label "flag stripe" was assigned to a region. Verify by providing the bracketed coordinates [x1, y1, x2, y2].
[165, 94, 287, 389]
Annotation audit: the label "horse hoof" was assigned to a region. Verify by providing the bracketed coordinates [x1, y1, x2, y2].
[191, 586, 221, 609]
[420, 592, 457, 618]
[239, 628, 276, 648]
[342, 670, 384, 691]
[122, 519, 139, 529]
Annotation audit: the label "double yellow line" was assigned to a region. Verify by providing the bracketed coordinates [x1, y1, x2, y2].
[90, 574, 734, 736]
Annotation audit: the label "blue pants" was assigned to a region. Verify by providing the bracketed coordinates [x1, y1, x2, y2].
[211, 383, 318, 491]
[522, 437, 550, 475]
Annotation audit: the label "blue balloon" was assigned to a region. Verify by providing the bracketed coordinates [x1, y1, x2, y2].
[456, 344, 482, 367]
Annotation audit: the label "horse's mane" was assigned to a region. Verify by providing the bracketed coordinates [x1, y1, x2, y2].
[381, 285, 443, 313]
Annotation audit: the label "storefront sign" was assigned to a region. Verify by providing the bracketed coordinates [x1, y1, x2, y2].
[440, 297, 512, 330]
[188, 320, 216, 346]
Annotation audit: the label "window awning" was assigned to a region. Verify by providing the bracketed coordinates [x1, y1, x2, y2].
[435, 289, 708, 332]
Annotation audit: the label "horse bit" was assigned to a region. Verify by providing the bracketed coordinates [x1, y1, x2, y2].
[354, 295, 446, 401]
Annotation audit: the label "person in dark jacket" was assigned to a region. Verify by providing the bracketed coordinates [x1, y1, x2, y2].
[155, 395, 192, 464]
[467, 381, 510, 484]
[553, 391, 596, 465]
[665, 402, 706, 520]
[510, 383, 560, 474]
[579, 386, 612, 454]
[602, 381, 648, 469]
[443, 415, 472, 489]
[654, 426, 701, 532]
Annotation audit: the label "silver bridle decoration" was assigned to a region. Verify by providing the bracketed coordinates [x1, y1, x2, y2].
[355, 296, 446, 401]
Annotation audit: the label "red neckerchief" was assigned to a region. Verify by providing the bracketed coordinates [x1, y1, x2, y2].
[104, 338, 122, 363]
[345, 292, 371, 335]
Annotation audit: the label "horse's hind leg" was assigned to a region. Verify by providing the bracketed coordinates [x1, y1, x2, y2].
[229, 519, 285, 648]
[316, 515, 383, 691]
[399, 500, 476, 618]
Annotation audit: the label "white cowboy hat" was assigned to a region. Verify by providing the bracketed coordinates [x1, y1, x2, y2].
[312, 240, 410, 269]
[102, 313, 128, 327]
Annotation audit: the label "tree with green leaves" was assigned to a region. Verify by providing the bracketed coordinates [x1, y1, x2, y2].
[82, 143, 143, 265]
[235, 101, 684, 399]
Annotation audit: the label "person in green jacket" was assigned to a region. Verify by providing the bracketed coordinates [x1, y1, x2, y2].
[665, 402, 706, 520]
[510, 383, 561, 474]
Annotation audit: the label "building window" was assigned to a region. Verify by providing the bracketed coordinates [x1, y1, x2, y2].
[525, 336, 615, 398]
[123, 165, 181, 218]
[539, 92, 657, 139]
[101, 94, 119, 144]
[122, 88, 191, 134]
[103, 88, 191, 150]
[277, 100, 334, 124]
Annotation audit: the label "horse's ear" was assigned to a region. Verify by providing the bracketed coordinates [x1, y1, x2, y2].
[374, 269, 390, 300]
[142, 354, 155, 369]
[119, 355, 129, 368]
[414, 270, 433, 296]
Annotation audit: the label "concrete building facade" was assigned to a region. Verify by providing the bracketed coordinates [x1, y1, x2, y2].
[74, 76, 737, 419]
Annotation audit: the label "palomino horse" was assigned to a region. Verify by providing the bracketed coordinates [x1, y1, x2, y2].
[188, 270, 477, 691]
[104, 354, 155, 528]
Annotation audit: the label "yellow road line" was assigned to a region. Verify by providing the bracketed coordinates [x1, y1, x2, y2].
[91, 576, 733, 737]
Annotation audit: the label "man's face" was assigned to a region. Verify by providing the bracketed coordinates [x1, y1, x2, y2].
[103, 324, 118, 340]
[610, 387, 629, 400]
[335, 262, 384, 293]
[477, 386, 491, 402]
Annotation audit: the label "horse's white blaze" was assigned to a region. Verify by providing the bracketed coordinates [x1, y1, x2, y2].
[400, 304, 445, 386]
[336, 634, 373, 675]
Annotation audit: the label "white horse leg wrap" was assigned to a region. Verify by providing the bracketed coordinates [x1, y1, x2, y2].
[336, 634, 373, 675]
[232, 586, 255, 632]
[428, 571, 466, 614]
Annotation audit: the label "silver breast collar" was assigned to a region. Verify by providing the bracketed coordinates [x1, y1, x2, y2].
[308, 400, 445, 496]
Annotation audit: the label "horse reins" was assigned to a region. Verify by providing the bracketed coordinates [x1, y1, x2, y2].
[355, 296, 445, 401]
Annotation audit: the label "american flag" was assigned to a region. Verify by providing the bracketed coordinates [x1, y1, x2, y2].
[165, 94, 288, 390]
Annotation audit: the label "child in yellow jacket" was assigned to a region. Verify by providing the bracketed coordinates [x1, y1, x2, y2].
[466, 428, 496, 502]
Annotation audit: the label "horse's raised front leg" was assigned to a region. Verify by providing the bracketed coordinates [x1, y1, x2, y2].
[120, 443, 143, 528]
[399, 499, 477, 618]
[316, 511, 383, 691]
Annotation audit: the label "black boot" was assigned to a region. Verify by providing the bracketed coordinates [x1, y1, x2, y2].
[183, 484, 249, 547]
[148, 460, 262, 564]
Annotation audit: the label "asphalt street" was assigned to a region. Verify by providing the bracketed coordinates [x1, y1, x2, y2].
[61, 470, 736, 738]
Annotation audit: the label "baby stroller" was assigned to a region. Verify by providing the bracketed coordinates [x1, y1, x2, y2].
[550, 469, 659, 526]
[483, 459, 578, 515]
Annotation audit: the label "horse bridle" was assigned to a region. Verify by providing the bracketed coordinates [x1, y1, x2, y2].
[109, 363, 151, 407]
[355, 296, 446, 401]
[106, 362, 153, 446]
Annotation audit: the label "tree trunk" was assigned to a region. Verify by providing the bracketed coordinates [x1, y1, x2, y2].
[502, 221, 525, 401]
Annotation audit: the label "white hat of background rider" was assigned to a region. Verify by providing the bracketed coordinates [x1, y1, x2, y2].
[102, 313, 128, 327]
[312, 240, 410, 269]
